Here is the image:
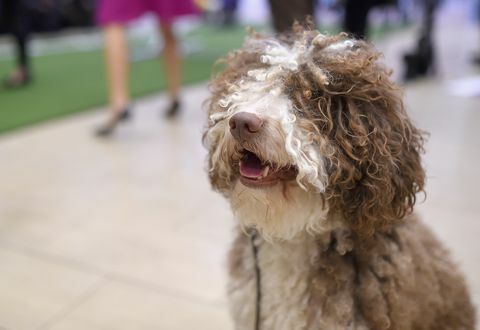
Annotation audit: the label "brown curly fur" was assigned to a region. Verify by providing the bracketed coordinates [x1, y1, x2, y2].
[228, 215, 476, 329]
[204, 28, 476, 329]
[284, 34, 426, 238]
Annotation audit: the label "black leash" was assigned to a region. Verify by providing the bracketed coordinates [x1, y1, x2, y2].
[249, 229, 262, 330]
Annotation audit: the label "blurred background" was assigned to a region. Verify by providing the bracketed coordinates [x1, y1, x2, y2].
[0, 0, 479, 329]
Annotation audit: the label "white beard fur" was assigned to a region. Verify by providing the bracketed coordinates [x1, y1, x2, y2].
[228, 233, 318, 330]
[231, 181, 329, 242]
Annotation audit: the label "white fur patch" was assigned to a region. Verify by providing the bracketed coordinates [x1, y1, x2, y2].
[325, 40, 356, 52]
[259, 236, 316, 330]
[231, 182, 329, 241]
[228, 233, 318, 330]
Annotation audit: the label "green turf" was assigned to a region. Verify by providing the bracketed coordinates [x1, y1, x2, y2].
[0, 25, 250, 133]
[0, 23, 407, 134]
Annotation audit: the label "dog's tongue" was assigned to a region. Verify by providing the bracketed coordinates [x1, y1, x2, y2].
[240, 152, 264, 179]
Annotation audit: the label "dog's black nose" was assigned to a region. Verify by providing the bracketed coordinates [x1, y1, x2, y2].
[229, 112, 263, 141]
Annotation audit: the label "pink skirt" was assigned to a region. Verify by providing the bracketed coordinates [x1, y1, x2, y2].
[96, 0, 199, 25]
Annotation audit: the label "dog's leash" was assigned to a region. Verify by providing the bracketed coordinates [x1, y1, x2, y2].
[249, 228, 262, 330]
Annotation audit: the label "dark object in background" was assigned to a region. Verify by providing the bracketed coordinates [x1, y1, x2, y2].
[0, 0, 96, 88]
[27, 0, 95, 30]
[403, 0, 439, 81]
[268, 0, 316, 33]
[343, 0, 371, 39]
[221, 0, 239, 26]
[473, 54, 480, 66]
[403, 34, 435, 80]
[0, 0, 95, 35]
[471, 0, 480, 66]
[343, 0, 397, 39]
[0, 0, 33, 87]
[59, 0, 95, 28]
[25, 0, 62, 32]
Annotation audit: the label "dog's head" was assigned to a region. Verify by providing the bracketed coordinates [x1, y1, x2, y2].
[204, 29, 425, 241]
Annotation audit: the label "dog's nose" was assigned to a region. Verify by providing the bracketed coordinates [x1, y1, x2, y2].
[229, 112, 263, 141]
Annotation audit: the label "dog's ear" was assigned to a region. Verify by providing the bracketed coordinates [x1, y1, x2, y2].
[312, 43, 426, 237]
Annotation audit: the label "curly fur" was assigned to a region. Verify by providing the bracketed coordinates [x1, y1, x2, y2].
[204, 28, 475, 329]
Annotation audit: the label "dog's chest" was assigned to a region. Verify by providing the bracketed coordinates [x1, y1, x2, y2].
[228, 235, 316, 330]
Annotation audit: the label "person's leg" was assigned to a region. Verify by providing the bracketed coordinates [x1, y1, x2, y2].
[3, 0, 32, 87]
[475, 0, 480, 64]
[95, 23, 131, 136]
[159, 22, 181, 117]
[104, 23, 130, 113]
[12, 14, 30, 81]
[268, 0, 316, 33]
[222, 0, 239, 26]
[344, 0, 371, 39]
[15, 33, 29, 71]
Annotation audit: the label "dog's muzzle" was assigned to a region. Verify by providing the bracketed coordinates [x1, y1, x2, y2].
[227, 112, 297, 189]
[229, 112, 264, 143]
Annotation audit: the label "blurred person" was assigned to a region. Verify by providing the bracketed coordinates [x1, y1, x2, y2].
[403, 0, 439, 80]
[473, 0, 480, 65]
[268, 0, 316, 33]
[343, 0, 397, 39]
[0, 0, 32, 88]
[343, 0, 371, 38]
[95, 0, 198, 137]
[221, 0, 239, 26]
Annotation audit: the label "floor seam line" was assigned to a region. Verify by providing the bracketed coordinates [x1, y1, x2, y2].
[0, 241, 226, 308]
[35, 275, 108, 330]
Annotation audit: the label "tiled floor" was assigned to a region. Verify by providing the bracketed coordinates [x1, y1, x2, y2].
[0, 87, 234, 329]
[1, 3, 480, 330]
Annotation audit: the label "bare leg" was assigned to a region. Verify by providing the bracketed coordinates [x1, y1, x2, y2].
[159, 22, 181, 117]
[95, 24, 131, 136]
[104, 24, 130, 115]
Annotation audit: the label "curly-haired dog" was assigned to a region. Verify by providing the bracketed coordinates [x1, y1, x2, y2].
[203, 29, 476, 330]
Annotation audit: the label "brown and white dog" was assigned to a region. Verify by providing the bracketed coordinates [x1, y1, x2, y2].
[203, 29, 476, 330]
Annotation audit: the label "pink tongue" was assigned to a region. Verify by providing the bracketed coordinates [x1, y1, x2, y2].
[240, 152, 264, 179]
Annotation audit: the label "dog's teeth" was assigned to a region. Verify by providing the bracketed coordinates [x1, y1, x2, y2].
[261, 166, 270, 178]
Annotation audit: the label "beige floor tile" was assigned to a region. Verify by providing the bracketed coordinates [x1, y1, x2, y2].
[0, 86, 234, 305]
[42, 217, 232, 304]
[0, 248, 102, 330]
[47, 280, 233, 330]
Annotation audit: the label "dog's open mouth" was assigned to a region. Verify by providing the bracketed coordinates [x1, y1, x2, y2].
[239, 150, 297, 188]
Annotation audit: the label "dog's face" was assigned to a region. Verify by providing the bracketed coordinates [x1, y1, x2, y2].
[204, 30, 425, 240]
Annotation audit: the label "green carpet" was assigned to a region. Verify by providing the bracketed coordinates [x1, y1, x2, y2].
[0, 25, 249, 134]
[0, 23, 405, 134]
